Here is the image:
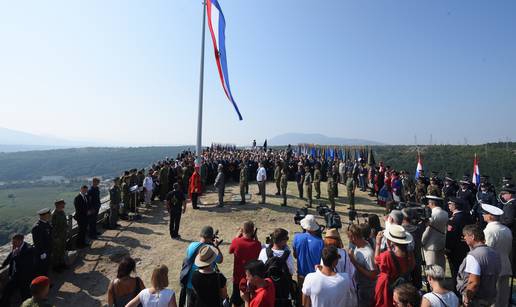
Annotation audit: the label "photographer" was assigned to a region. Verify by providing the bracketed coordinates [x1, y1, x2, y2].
[229, 221, 261, 307]
[421, 196, 448, 270]
[293, 215, 324, 291]
[183, 226, 224, 307]
[258, 228, 295, 275]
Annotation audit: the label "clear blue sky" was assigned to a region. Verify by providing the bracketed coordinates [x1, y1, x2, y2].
[1, 0, 515, 146]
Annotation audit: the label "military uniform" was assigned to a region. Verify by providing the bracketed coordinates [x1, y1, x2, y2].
[51, 207, 68, 270]
[239, 164, 248, 204]
[274, 164, 282, 195]
[415, 179, 427, 203]
[304, 169, 313, 207]
[427, 182, 442, 197]
[109, 183, 122, 228]
[32, 210, 53, 277]
[121, 177, 130, 217]
[21, 298, 53, 307]
[280, 171, 288, 206]
[159, 165, 169, 201]
[346, 175, 356, 211]
[313, 167, 321, 199]
[327, 171, 336, 210]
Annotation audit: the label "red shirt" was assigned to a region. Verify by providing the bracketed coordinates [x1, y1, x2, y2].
[188, 172, 202, 199]
[250, 278, 275, 307]
[374, 250, 415, 307]
[229, 236, 261, 284]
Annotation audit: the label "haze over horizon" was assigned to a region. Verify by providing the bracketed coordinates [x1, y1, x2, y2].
[1, 1, 515, 146]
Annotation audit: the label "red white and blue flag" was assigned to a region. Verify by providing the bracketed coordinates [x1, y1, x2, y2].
[415, 152, 423, 180]
[472, 154, 480, 187]
[206, 0, 243, 120]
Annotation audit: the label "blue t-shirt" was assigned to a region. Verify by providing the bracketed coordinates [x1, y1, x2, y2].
[186, 242, 222, 289]
[293, 232, 324, 277]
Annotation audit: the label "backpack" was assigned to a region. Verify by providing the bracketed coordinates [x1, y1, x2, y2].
[264, 247, 293, 307]
[388, 250, 412, 292]
[325, 211, 342, 229]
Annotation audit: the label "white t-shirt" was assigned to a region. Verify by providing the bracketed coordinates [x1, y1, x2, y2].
[139, 288, 175, 307]
[464, 255, 481, 275]
[258, 246, 295, 275]
[143, 177, 154, 191]
[352, 244, 375, 289]
[302, 270, 357, 307]
[422, 291, 459, 307]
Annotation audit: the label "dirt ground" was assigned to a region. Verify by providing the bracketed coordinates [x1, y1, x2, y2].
[48, 181, 383, 306]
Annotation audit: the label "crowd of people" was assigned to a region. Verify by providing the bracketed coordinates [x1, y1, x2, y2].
[0, 145, 515, 307]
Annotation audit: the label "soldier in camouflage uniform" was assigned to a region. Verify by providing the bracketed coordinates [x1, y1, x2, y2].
[427, 177, 442, 197]
[51, 199, 68, 272]
[159, 164, 169, 201]
[121, 174, 131, 218]
[280, 168, 288, 206]
[415, 176, 427, 203]
[327, 169, 336, 210]
[313, 163, 321, 199]
[274, 161, 282, 195]
[400, 170, 416, 202]
[304, 165, 313, 208]
[108, 177, 122, 229]
[346, 171, 356, 211]
[239, 162, 248, 205]
[332, 165, 339, 197]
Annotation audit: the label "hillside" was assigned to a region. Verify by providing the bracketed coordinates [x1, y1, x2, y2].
[0, 146, 189, 181]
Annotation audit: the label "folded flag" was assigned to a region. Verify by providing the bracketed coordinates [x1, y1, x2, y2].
[206, 0, 243, 120]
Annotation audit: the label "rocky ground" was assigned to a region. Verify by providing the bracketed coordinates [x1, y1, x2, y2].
[47, 181, 382, 306]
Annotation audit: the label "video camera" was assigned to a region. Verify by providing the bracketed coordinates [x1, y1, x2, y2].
[294, 207, 308, 225]
[315, 203, 342, 230]
[393, 201, 431, 224]
[210, 229, 223, 247]
[347, 210, 369, 223]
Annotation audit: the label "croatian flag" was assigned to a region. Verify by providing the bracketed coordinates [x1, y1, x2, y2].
[415, 153, 423, 180]
[472, 154, 480, 187]
[206, 0, 243, 120]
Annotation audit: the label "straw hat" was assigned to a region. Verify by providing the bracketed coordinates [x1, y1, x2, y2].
[194, 245, 219, 267]
[384, 224, 413, 245]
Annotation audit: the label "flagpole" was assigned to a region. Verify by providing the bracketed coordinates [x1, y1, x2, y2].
[196, 1, 207, 166]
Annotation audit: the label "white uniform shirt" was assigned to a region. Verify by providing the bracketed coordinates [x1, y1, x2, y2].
[256, 167, 267, 182]
[484, 221, 513, 276]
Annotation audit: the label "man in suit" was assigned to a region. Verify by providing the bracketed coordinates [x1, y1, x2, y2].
[482, 203, 513, 307]
[31, 208, 53, 277]
[445, 197, 472, 290]
[0, 234, 36, 305]
[73, 185, 90, 248]
[87, 178, 101, 239]
[422, 196, 448, 270]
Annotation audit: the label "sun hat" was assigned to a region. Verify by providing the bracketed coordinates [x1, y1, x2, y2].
[384, 224, 413, 245]
[300, 215, 320, 231]
[324, 228, 340, 239]
[194, 245, 219, 267]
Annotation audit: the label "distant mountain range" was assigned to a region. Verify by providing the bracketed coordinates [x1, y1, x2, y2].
[268, 133, 383, 146]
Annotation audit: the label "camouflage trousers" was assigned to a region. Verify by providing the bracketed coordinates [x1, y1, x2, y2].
[52, 237, 66, 267]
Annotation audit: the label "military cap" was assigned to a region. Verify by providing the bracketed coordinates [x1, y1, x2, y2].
[500, 186, 516, 194]
[502, 175, 512, 181]
[444, 176, 455, 182]
[37, 208, 51, 215]
[31, 276, 50, 287]
[54, 199, 66, 206]
[424, 195, 444, 202]
[481, 203, 504, 216]
[447, 197, 465, 209]
[459, 179, 471, 185]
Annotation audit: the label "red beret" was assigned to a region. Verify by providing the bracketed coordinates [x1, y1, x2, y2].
[31, 276, 50, 287]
